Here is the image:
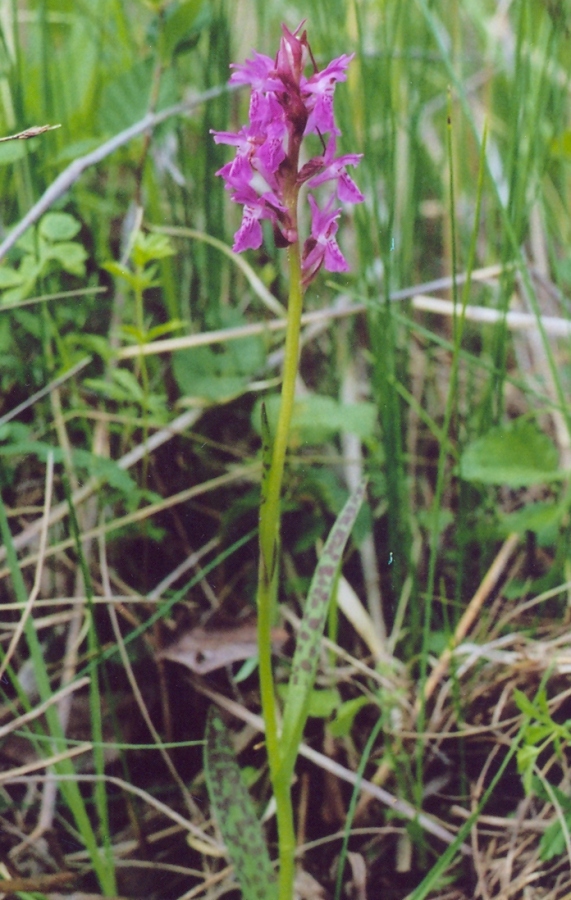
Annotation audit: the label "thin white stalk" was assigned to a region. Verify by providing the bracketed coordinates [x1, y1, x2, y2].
[412, 294, 571, 336]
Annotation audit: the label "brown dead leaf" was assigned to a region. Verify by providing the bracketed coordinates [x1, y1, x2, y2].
[0, 871, 75, 894]
[294, 869, 328, 899]
[0, 124, 61, 142]
[157, 621, 288, 674]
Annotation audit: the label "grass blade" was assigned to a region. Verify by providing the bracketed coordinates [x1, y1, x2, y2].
[204, 707, 277, 900]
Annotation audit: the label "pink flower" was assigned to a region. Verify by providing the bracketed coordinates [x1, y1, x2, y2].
[230, 182, 288, 252]
[229, 53, 281, 93]
[302, 195, 349, 286]
[212, 22, 364, 286]
[305, 136, 365, 203]
[302, 55, 354, 135]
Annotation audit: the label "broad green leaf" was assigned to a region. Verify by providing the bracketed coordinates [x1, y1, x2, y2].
[43, 241, 88, 277]
[0, 267, 25, 289]
[0, 441, 135, 495]
[15, 230, 35, 255]
[181, 373, 245, 402]
[218, 310, 266, 377]
[0, 255, 40, 304]
[71, 450, 136, 493]
[276, 685, 341, 718]
[39, 212, 81, 242]
[460, 418, 561, 487]
[160, 0, 204, 63]
[173, 312, 265, 402]
[540, 816, 570, 861]
[294, 396, 376, 442]
[253, 394, 377, 446]
[0, 141, 26, 164]
[173, 344, 258, 402]
[0, 423, 29, 442]
[204, 708, 277, 900]
[329, 696, 371, 738]
[306, 687, 341, 718]
[99, 59, 177, 133]
[280, 478, 367, 766]
[499, 501, 564, 544]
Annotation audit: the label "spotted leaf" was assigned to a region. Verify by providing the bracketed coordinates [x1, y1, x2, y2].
[204, 707, 277, 900]
[280, 478, 367, 769]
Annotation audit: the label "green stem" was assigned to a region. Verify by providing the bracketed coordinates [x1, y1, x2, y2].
[274, 775, 296, 900]
[134, 271, 150, 488]
[256, 239, 304, 900]
[259, 241, 304, 577]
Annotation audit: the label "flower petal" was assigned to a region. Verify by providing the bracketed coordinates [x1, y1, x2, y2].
[233, 207, 264, 252]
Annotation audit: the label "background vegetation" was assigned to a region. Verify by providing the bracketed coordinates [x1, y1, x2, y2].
[1, 0, 571, 898]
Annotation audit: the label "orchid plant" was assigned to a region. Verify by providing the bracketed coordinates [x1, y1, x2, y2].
[207, 22, 365, 900]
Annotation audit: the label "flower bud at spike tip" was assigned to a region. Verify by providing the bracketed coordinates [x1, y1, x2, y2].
[211, 22, 364, 288]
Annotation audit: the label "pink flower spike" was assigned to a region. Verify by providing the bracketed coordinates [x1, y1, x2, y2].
[213, 24, 362, 263]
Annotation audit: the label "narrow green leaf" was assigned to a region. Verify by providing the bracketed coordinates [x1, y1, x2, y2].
[102, 260, 136, 288]
[132, 232, 175, 267]
[204, 708, 277, 900]
[145, 319, 185, 341]
[513, 688, 541, 719]
[280, 478, 367, 764]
